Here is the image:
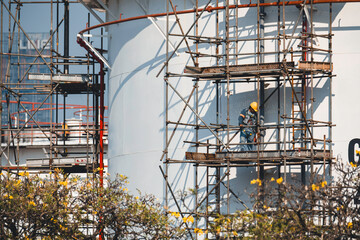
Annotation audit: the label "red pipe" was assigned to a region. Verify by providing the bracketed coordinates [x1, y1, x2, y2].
[0, 166, 27, 170]
[76, 37, 105, 186]
[76, 37, 105, 239]
[79, 0, 360, 35]
[99, 65, 105, 189]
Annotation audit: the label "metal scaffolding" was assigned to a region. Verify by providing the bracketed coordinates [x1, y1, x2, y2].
[161, 0, 333, 237]
[0, 0, 108, 177]
[1, 0, 344, 237]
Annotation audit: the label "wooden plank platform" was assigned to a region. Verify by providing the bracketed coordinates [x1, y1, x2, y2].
[184, 62, 295, 77]
[185, 152, 216, 161]
[185, 149, 331, 166]
[298, 61, 332, 72]
[182, 61, 331, 80]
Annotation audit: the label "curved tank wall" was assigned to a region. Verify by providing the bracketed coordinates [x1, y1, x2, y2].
[106, 0, 360, 210]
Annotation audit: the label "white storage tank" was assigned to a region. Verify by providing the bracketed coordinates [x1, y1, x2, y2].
[106, 0, 360, 211]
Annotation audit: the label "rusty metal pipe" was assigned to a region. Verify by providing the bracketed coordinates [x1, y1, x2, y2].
[79, 0, 360, 35]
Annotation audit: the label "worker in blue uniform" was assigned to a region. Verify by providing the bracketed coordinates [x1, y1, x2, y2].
[238, 102, 258, 151]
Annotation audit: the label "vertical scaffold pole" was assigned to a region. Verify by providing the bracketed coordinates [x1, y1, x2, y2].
[64, 0, 69, 74]
[50, 0, 54, 170]
[329, 2, 333, 183]
[194, 0, 199, 236]
[165, 0, 169, 216]
[225, 0, 231, 217]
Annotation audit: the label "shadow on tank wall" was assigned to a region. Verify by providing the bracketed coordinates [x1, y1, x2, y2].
[108, 2, 345, 113]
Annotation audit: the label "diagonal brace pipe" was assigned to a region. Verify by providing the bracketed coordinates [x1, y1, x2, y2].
[159, 166, 194, 240]
[0, 84, 59, 157]
[156, 0, 213, 77]
[160, 84, 196, 161]
[1, 1, 54, 74]
[166, 79, 229, 151]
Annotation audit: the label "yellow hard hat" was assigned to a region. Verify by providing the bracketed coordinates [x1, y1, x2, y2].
[250, 102, 258, 112]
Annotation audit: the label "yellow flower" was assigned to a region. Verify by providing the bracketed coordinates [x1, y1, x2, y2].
[350, 162, 357, 168]
[270, 177, 275, 182]
[15, 179, 21, 185]
[233, 231, 238, 236]
[263, 205, 269, 209]
[251, 179, 262, 186]
[336, 207, 340, 211]
[194, 228, 203, 235]
[123, 188, 128, 192]
[312, 184, 319, 191]
[59, 181, 68, 187]
[29, 201, 36, 206]
[182, 215, 194, 223]
[135, 196, 139, 200]
[171, 212, 180, 218]
[9, 196, 13, 200]
[49, 171, 52, 175]
[321, 181, 327, 188]
[348, 222, 353, 229]
[276, 177, 283, 184]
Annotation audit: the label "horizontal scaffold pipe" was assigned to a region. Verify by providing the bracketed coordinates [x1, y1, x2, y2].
[78, 0, 360, 35]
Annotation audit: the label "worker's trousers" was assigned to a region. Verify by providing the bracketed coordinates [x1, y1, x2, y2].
[240, 129, 255, 151]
